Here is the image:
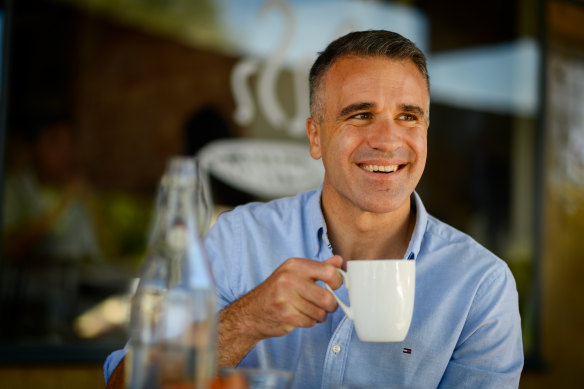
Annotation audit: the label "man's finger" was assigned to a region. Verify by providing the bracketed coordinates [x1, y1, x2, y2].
[298, 280, 338, 312]
[290, 295, 328, 324]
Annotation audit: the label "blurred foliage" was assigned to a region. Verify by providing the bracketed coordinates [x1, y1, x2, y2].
[92, 191, 153, 267]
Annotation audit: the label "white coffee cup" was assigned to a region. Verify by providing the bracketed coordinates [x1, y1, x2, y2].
[325, 259, 415, 342]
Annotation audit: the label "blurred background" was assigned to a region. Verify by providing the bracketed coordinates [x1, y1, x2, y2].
[0, 0, 582, 387]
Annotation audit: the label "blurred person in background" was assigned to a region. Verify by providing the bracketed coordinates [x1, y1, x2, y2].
[1, 114, 102, 340]
[182, 106, 255, 208]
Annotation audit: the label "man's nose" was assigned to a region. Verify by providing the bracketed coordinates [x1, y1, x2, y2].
[367, 117, 401, 151]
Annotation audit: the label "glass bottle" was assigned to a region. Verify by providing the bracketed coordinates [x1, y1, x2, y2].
[148, 157, 212, 244]
[126, 157, 217, 389]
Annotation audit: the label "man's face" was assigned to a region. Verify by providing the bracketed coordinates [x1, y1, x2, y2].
[307, 55, 429, 214]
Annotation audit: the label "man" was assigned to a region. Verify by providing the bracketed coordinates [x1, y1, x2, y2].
[105, 30, 523, 388]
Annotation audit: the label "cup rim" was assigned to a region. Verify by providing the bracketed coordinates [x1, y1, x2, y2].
[347, 258, 413, 264]
[348, 258, 406, 261]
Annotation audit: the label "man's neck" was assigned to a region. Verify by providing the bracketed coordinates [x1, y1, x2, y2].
[321, 186, 415, 262]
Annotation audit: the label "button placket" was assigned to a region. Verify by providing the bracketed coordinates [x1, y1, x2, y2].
[321, 316, 352, 389]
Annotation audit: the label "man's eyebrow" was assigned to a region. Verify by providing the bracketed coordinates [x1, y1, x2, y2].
[400, 104, 426, 118]
[337, 102, 375, 120]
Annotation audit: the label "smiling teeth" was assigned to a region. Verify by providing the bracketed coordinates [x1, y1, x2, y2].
[361, 164, 398, 173]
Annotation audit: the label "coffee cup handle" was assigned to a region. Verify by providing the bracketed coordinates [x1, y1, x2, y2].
[324, 268, 353, 320]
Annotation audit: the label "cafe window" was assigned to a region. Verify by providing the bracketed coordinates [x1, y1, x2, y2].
[0, 0, 545, 368]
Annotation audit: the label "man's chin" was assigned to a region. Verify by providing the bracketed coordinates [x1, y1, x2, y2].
[356, 193, 412, 214]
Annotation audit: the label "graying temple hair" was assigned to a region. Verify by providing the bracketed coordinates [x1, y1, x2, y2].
[309, 30, 430, 123]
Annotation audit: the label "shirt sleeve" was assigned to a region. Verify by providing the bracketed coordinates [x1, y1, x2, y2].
[204, 209, 240, 310]
[438, 263, 524, 388]
[104, 348, 127, 386]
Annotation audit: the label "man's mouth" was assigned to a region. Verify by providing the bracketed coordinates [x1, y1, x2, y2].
[359, 164, 400, 173]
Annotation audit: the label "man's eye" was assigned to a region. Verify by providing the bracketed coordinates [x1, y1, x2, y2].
[351, 112, 372, 120]
[398, 113, 418, 121]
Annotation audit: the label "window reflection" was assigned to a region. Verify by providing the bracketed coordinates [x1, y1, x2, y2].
[0, 0, 542, 365]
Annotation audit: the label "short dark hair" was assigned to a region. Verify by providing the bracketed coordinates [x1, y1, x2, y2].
[309, 30, 429, 122]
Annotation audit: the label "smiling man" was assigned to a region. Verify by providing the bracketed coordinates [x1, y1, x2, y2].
[211, 30, 523, 388]
[104, 30, 523, 389]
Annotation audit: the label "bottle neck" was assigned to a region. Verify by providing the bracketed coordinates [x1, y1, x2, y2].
[142, 157, 212, 290]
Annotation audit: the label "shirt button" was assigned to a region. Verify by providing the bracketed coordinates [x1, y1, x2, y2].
[332, 344, 341, 354]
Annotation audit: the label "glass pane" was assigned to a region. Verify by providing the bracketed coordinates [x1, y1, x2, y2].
[0, 0, 542, 370]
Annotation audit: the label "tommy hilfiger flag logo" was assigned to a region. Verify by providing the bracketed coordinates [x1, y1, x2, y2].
[403, 348, 412, 354]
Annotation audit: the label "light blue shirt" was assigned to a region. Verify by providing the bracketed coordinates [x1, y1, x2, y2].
[104, 187, 523, 388]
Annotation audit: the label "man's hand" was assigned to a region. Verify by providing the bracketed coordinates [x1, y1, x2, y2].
[218, 255, 343, 367]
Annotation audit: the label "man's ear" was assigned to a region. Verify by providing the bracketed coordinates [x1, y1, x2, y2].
[306, 118, 322, 160]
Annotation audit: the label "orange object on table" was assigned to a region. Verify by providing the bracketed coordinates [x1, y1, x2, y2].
[161, 372, 249, 389]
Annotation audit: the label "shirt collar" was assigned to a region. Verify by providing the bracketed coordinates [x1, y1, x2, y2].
[307, 184, 327, 258]
[406, 191, 428, 261]
[308, 186, 428, 260]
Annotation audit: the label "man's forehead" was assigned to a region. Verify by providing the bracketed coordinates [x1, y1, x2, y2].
[323, 57, 428, 107]
[324, 55, 428, 91]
